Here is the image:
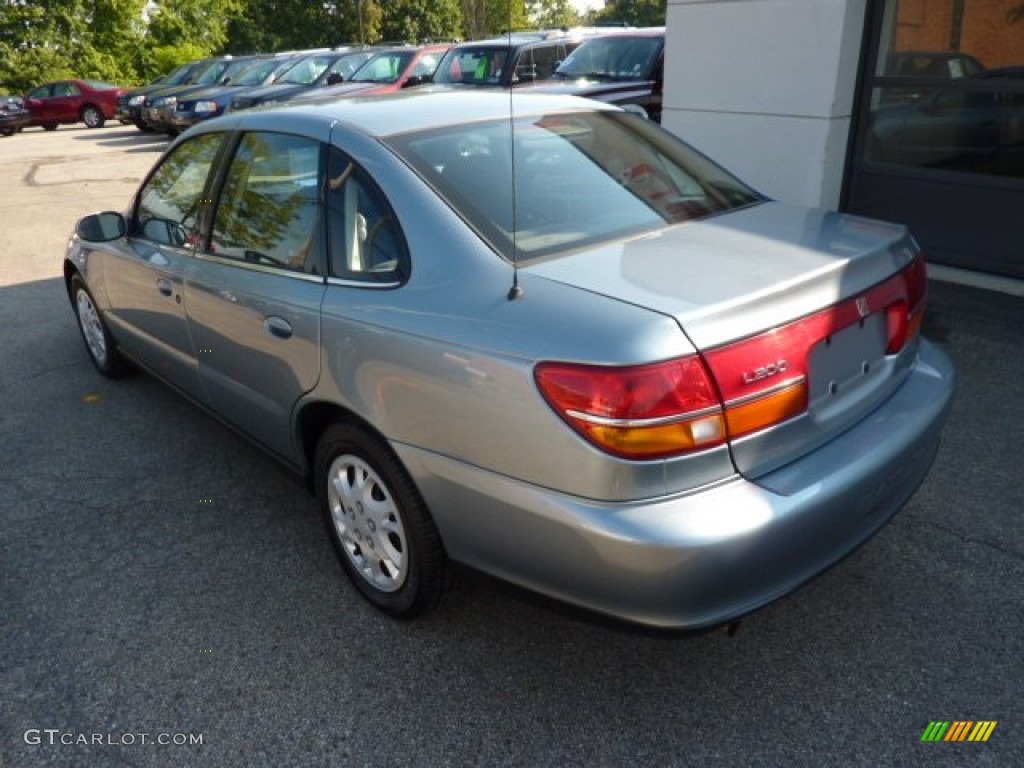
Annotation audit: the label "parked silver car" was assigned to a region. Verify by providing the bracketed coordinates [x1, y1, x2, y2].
[65, 92, 955, 629]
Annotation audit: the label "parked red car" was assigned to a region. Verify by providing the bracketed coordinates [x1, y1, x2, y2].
[24, 79, 127, 130]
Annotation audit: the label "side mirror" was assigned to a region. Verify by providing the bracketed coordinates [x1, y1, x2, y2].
[77, 212, 126, 242]
[326, 73, 344, 86]
[401, 75, 426, 89]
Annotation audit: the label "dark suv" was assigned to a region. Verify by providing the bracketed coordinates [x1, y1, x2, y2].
[518, 28, 665, 121]
[428, 32, 590, 89]
[117, 58, 215, 130]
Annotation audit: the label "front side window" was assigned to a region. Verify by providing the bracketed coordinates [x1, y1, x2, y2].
[135, 132, 224, 247]
[410, 53, 443, 79]
[280, 56, 330, 85]
[387, 111, 760, 261]
[352, 52, 415, 84]
[519, 45, 558, 82]
[208, 132, 322, 272]
[320, 52, 374, 83]
[556, 38, 663, 81]
[326, 147, 408, 283]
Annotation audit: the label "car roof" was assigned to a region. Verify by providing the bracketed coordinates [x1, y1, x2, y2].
[211, 90, 619, 139]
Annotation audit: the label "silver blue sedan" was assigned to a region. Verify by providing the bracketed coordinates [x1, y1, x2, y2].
[64, 92, 955, 629]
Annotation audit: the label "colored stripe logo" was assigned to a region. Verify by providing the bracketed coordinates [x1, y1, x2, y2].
[921, 721, 997, 742]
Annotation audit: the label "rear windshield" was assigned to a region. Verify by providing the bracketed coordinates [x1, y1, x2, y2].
[386, 111, 761, 261]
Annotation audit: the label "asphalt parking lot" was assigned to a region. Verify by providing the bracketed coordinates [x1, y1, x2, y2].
[1, 124, 1022, 768]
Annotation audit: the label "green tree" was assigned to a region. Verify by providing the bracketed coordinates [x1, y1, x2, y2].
[594, 0, 666, 27]
[146, 0, 242, 51]
[461, 0, 529, 39]
[0, 0, 148, 91]
[530, 0, 579, 30]
[225, 1, 380, 50]
[379, 0, 462, 43]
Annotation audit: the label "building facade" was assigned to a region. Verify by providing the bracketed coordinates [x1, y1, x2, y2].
[663, 0, 1024, 279]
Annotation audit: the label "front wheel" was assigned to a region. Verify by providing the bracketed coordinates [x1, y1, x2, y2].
[43, 123, 58, 132]
[71, 276, 127, 377]
[81, 104, 105, 128]
[315, 423, 447, 618]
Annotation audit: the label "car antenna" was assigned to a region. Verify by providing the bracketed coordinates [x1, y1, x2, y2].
[507, 1, 523, 301]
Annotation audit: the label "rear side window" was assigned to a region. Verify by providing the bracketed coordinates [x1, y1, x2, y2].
[135, 132, 223, 247]
[520, 45, 559, 82]
[207, 132, 323, 272]
[326, 146, 408, 283]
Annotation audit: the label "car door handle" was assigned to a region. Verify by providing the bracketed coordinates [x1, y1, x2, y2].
[263, 316, 292, 340]
[157, 278, 173, 297]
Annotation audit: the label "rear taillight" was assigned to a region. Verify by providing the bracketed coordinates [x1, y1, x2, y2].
[867, 252, 927, 354]
[536, 254, 926, 460]
[534, 357, 726, 460]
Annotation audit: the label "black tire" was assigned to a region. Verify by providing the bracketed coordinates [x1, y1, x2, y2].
[1, 128, 12, 137]
[70, 276, 128, 378]
[81, 104, 105, 129]
[134, 119, 152, 132]
[43, 123, 58, 132]
[315, 422, 446, 618]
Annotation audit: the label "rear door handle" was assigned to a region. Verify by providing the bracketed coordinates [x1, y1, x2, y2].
[157, 278, 173, 297]
[264, 316, 293, 339]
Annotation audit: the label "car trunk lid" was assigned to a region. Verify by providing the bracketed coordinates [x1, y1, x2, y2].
[527, 202, 927, 479]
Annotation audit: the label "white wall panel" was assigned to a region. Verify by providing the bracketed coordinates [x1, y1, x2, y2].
[663, 0, 867, 208]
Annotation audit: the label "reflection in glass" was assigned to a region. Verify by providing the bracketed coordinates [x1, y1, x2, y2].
[867, 78, 1024, 177]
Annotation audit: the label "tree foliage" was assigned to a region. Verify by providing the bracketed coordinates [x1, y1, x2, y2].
[461, 0, 530, 39]
[0, 0, 607, 94]
[380, 0, 462, 43]
[529, 0, 578, 31]
[593, 0, 666, 28]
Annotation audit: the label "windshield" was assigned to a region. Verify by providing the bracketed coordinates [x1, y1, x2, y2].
[279, 55, 331, 85]
[164, 62, 195, 85]
[351, 51, 416, 84]
[234, 58, 287, 86]
[195, 60, 232, 86]
[432, 47, 511, 86]
[387, 111, 760, 261]
[556, 37, 662, 81]
[317, 52, 374, 84]
[218, 58, 260, 84]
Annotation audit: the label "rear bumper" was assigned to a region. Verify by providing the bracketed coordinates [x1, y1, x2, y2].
[396, 339, 955, 629]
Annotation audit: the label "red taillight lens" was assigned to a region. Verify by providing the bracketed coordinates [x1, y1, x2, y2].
[536, 254, 927, 460]
[534, 357, 726, 459]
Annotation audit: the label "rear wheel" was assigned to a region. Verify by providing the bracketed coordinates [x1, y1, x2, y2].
[315, 423, 446, 618]
[1, 128, 12, 137]
[81, 104, 105, 128]
[71, 276, 127, 378]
